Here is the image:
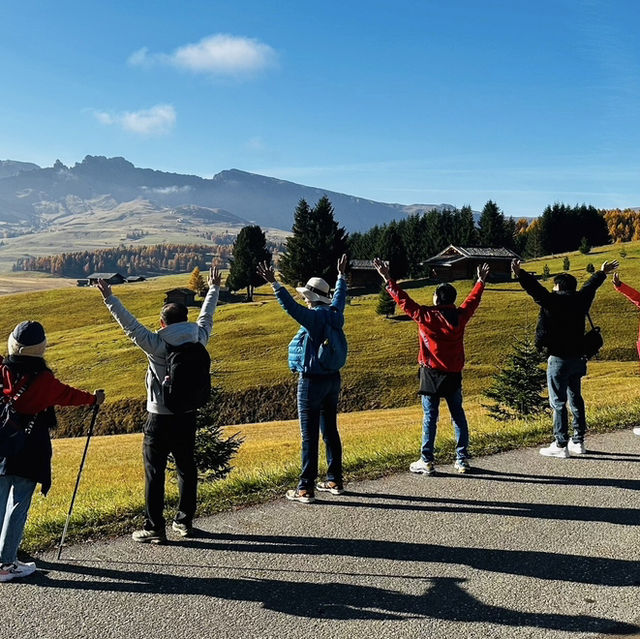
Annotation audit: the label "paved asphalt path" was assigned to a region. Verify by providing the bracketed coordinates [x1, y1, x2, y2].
[4, 430, 640, 639]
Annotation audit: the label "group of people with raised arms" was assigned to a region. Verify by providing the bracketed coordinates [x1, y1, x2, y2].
[0, 253, 638, 581]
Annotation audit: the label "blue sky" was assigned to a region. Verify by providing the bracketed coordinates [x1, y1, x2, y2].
[1, 0, 639, 217]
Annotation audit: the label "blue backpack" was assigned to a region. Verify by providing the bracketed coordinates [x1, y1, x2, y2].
[317, 311, 348, 372]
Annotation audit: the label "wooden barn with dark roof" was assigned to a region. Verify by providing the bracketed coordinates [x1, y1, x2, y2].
[422, 245, 521, 281]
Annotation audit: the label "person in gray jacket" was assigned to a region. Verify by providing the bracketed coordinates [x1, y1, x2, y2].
[97, 266, 221, 542]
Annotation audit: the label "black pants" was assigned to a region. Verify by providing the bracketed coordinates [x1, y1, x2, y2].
[142, 412, 197, 531]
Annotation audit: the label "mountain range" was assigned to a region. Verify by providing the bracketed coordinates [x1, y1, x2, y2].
[0, 155, 450, 233]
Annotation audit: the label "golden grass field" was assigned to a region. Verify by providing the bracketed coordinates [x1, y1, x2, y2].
[5, 240, 640, 550]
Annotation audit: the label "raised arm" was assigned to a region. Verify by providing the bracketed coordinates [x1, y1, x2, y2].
[330, 254, 348, 313]
[613, 272, 640, 309]
[512, 259, 552, 306]
[256, 261, 324, 333]
[196, 265, 221, 343]
[459, 263, 489, 320]
[97, 279, 165, 354]
[373, 256, 428, 322]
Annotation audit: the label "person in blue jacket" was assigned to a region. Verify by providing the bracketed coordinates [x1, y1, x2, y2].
[257, 255, 348, 503]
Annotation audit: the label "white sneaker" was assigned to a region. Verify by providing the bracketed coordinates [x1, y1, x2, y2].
[567, 441, 586, 455]
[409, 459, 435, 475]
[539, 441, 569, 458]
[453, 458, 470, 473]
[0, 561, 35, 582]
[633, 427, 640, 436]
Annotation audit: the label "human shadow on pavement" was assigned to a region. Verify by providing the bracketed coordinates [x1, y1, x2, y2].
[175, 530, 640, 587]
[31, 559, 640, 634]
[324, 491, 640, 526]
[465, 467, 640, 490]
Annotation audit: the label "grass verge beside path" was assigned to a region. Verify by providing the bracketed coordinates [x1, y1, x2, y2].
[24, 387, 640, 554]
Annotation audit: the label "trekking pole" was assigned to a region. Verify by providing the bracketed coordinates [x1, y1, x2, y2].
[57, 397, 102, 560]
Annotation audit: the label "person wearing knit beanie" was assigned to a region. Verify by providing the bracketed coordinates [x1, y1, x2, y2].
[7, 321, 47, 359]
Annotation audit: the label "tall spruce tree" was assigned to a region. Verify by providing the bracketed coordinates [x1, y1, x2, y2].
[478, 200, 506, 247]
[279, 196, 348, 286]
[455, 205, 478, 246]
[226, 225, 271, 301]
[483, 336, 548, 420]
[377, 222, 409, 279]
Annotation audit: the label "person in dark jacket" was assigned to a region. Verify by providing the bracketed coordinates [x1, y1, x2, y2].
[0, 321, 104, 583]
[257, 255, 348, 503]
[512, 259, 618, 457]
[374, 257, 490, 475]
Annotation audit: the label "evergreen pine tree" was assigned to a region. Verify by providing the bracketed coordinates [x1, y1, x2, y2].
[483, 336, 548, 420]
[579, 236, 591, 254]
[375, 284, 396, 317]
[226, 225, 272, 301]
[455, 205, 478, 246]
[586, 263, 595, 273]
[563, 256, 570, 271]
[542, 264, 551, 280]
[377, 222, 409, 279]
[279, 196, 348, 286]
[478, 200, 506, 247]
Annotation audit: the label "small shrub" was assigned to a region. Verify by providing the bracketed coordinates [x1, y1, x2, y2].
[483, 336, 548, 420]
[563, 256, 570, 271]
[579, 237, 591, 254]
[586, 263, 595, 273]
[376, 285, 396, 317]
[620, 247, 628, 259]
[542, 264, 550, 280]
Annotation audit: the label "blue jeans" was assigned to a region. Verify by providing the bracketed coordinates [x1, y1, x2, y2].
[297, 373, 342, 490]
[547, 355, 587, 446]
[0, 475, 37, 564]
[421, 387, 469, 462]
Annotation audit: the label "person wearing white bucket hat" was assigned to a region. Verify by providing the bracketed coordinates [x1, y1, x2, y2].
[257, 255, 348, 503]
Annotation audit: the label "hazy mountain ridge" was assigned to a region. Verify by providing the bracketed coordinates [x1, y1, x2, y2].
[0, 155, 449, 233]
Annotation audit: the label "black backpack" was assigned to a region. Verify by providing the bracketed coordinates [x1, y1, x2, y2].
[161, 342, 211, 414]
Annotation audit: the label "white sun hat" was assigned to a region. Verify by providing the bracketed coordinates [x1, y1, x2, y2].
[296, 277, 332, 304]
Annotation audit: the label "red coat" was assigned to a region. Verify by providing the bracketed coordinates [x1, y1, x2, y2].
[614, 280, 640, 360]
[2, 367, 96, 413]
[386, 280, 485, 373]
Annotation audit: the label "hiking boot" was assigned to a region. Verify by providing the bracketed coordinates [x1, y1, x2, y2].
[409, 459, 435, 475]
[171, 521, 193, 538]
[285, 488, 315, 504]
[539, 441, 569, 458]
[316, 481, 344, 495]
[633, 427, 640, 436]
[454, 458, 470, 473]
[0, 561, 36, 582]
[131, 529, 167, 544]
[568, 440, 586, 455]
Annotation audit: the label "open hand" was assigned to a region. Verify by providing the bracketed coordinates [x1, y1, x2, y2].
[256, 261, 276, 283]
[601, 260, 619, 275]
[209, 265, 222, 288]
[94, 389, 106, 405]
[613, 272, 621, 286]
[337, 254, 348, 275]
[373, 257, 391, 282]
[477, 262, 490, 283]
[511, 259, 522, 277]
[96, 279, 112, 299]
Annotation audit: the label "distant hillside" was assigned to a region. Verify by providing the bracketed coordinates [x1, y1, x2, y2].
[0, 160, 41, 179]
[0, 155, 449, 233]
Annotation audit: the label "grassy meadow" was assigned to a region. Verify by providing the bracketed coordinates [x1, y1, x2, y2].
[7, 241, 640, 551]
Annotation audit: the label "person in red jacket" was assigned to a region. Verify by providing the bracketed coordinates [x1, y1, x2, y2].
[0, 321, 104, 583]
[373, 258, 490, 475]
[612, 272, 640, 437]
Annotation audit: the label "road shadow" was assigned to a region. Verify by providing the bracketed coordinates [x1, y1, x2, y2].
[332, 490, 640, 526]
[29, 558, 639, 634]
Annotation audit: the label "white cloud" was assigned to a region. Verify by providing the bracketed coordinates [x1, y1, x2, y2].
[128, 34, 276, 76]
[93, 104, 176, 136]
